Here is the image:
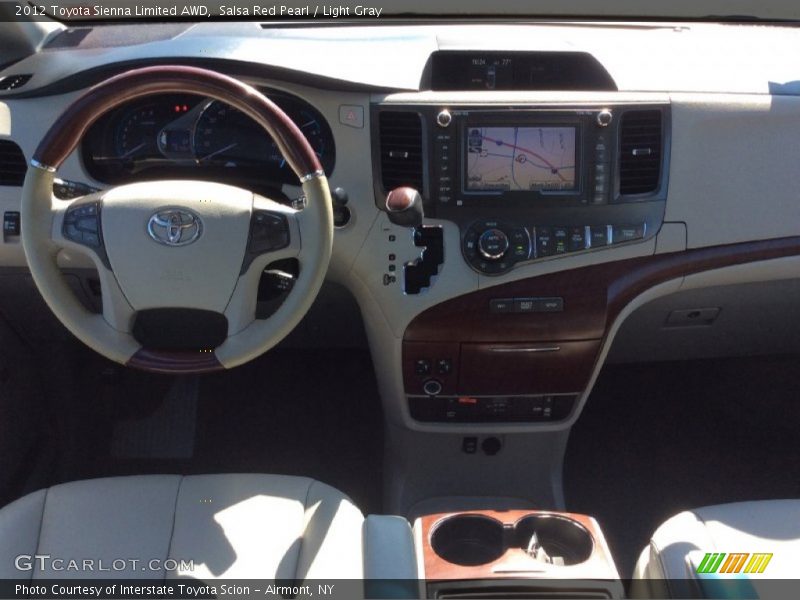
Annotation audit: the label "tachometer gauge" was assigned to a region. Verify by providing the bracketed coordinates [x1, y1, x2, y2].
[115, 103, 165, 160]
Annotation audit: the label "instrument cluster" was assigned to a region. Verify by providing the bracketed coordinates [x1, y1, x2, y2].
[82, 90, 335, 189]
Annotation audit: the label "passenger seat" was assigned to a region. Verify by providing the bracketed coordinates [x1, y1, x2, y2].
[632, 500, 800, 598]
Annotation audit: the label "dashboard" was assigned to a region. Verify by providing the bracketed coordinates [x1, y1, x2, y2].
[81, 90, 335, 191]
[2, 21, 800, 437]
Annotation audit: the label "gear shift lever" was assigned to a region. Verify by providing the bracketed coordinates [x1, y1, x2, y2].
[385, 186, 424, 228]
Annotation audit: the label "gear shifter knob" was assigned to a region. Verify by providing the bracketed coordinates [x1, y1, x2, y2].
[385, 186, 424, 228]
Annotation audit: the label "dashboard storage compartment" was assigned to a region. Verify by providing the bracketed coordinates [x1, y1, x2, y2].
[458, 340, 600, 395]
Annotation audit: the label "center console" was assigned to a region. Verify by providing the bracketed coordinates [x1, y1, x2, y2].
[416, 510, 623, 598]
[374, 100, 670, 425]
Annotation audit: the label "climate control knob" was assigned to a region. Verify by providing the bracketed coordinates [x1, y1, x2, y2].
[478, 228, 509, 260]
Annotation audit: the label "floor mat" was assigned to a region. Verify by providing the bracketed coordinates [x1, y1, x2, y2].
[77, 348, 384, 515]
[111, 376, 198, 459]
[564, 355, 800, 578]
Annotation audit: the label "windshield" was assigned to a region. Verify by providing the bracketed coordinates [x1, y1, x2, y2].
[3, 0, 800, 23]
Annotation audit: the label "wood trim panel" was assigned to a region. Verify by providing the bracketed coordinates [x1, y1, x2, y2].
[127, 348, 223, 374]
[405, 237, 800, 344]
[403, 237, 800, 397]
[458, 340, 601, 395]
[420, 510, 618, 582]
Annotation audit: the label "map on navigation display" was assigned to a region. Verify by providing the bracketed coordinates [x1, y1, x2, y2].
[466, 126, 576, 192]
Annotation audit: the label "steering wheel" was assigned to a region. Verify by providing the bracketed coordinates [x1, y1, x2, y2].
[21, 66, 333, 374]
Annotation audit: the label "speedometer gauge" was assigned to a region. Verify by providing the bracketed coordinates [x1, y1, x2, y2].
[193, 101, 276, 167]
[192, 96, 335, 181]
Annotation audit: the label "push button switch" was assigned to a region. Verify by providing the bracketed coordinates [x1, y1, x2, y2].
[612, 223, 645, 244]
[590, 226, 610, 248]
[489, 298, 514, 313]
[553, 227, 568, 254]
[249, 211, 289, 253]
[414, 359, 431, 375]
[535, 227, 553, 257]
[63, 202, 102, 248]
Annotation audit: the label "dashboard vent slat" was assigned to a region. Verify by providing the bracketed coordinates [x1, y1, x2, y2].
[379, 111, 424, 192]
[0, 74, 32, 91]
[0, 140, 27, 186]
[619, 110, 662, 196]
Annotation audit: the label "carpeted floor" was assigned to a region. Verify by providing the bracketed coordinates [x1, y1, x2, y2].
[564, 355, 800, 578]
[34, 347, 384, 515]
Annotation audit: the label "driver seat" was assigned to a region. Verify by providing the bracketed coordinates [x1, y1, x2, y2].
[0, 474, 407, 582]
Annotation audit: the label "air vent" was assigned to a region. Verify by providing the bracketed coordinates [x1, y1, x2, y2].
[379, 111, 424, 192]
[0, 141, 27, 186]
[0, 74, 32, 91]
[619, 109, 663, 196]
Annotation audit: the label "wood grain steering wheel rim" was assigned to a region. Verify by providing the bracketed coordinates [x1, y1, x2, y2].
[21, 66, 334, 373]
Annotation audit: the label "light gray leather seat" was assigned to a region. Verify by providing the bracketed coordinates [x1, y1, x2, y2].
[0, 474, 416, 584]
[633, 500, 800, 598]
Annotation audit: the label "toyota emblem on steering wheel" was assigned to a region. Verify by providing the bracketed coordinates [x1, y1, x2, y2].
[147, 209, 203, 246]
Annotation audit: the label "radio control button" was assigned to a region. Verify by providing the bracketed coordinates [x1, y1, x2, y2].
[436, 110, 453, 128]
[596, 109, 613, 127]
[478, 228, 509, 260]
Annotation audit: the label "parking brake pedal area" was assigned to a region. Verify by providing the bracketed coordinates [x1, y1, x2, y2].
[405, 226, 444, 294]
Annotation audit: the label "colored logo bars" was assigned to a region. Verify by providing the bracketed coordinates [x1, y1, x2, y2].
[696, 552, 773, 574]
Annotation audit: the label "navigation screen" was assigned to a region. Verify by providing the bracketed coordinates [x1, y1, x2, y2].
[465, 126, 577, 192]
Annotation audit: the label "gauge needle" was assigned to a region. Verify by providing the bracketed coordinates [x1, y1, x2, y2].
[120, 143, 145, 158]
[199, 143, 238, 162]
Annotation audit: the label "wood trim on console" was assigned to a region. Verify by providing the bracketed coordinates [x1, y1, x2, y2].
[405, 236, 800, 344]
[403, 236, 800, 397]
[420, 510, 618, 582]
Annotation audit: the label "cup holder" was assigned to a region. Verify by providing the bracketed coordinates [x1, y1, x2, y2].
[430, 515, 505, 566]
[430, 513, 594, 567]
[513, 515, 594, 566]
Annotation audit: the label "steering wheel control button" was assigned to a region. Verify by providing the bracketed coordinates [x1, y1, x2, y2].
[248, 211, 290, 253]
[63, 202, 103, 248]
[338, 105, 364, 129]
